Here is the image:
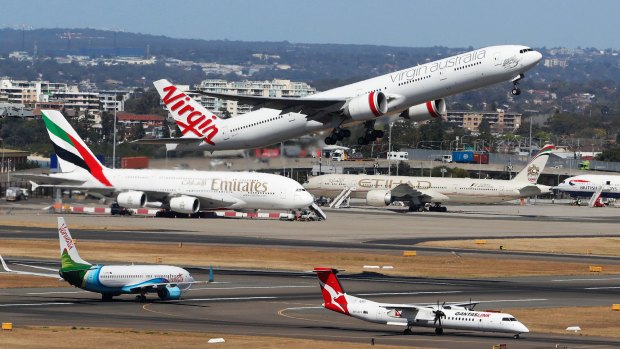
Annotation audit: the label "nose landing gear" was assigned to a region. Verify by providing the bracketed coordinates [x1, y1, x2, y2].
[511, 73, 524, 96]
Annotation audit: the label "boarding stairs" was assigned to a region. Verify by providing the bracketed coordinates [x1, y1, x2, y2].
[588, 185, 607, 207]
[329, 187, 354, 208]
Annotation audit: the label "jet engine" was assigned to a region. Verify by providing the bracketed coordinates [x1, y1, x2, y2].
[344, 91, 388, 121]
[157, 285, 182, 300]
[366, 190, 391, 206]
[399, 99, 446, 122]
[116, 191, 146, 208]
[169, 196, 200, 214]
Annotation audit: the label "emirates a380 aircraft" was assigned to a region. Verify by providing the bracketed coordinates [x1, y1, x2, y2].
[144, 45, 541, 150]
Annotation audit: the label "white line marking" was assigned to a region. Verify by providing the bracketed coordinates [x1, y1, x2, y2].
[357, 291, 463, 296]
[0, 302, 73, 307]
[281, 306, 323, 311]
[191, 285, 314, 291]
[584, 286, 620, 290]
[465, 298, 548, 304]
[184, 296, 278, 302]
[27, 291, 88, 295]
[552, 277, 620, 282]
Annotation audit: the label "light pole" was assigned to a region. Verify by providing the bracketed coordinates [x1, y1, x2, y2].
[112, 94, 123, 169]
[388, 121, 394, 176]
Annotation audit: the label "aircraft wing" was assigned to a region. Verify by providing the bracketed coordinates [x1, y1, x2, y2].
[519, 184, 549, 197]
[131, 137, 203, 145]
[379, 303, 422, 311]
[390, 184, 450, 202]
[0, 255, 61, 278]
[193, 90, 346, 112]
[12, 173, 86, 186]
[195, 192, 243, 209]
[125, 280, 209, 293]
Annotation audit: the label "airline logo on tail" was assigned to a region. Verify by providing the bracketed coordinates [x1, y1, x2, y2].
[59, 222, 75, 251]
[526, 145, 555, 183]
[314, 268, 349, 315]
[41, 110, 112, 187]
[156, 81, 219, 145]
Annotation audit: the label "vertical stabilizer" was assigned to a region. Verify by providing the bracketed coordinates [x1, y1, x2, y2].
[58, 217, 91, 272]
[153, 79, 221, 145]
[41, 110, 112, 187]
[512, 144, 555, 184]
[313, 267, 350, 315]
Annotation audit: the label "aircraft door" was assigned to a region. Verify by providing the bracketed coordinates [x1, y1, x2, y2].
[288, 112, 296, 122]
[452, 184, 459, 195]
[493, 52, 502, 66]
[222, 126, 230, 140]
[499, 186, 505, 198]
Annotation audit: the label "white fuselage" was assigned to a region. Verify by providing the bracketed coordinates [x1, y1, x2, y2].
[304, 174, 548, 204]
[555, 174, 620, 199]
[52, 168, 313, 210]
[343, 295, 528, 335]
[178, 45, 541, 151]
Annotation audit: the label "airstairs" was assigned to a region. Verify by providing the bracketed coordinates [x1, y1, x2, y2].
[329, 187, 354, 208]
[588, 185, 606, 207]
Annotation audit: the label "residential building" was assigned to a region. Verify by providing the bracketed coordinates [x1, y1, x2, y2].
[446, 110, 522, 134]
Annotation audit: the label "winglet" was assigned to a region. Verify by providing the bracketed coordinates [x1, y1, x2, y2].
[0, 254, 13, 272]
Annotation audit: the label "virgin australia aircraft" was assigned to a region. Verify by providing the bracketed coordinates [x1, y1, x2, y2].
[18, 110, 315, 215]
[0, 217, 199, 302]
[304, 145, 554, 212]
[141, 45, 541, 150]
[314, 268, 529, 338]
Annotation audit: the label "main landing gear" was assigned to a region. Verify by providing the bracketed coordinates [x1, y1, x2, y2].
[435, 327, 444, 335]
[101, 293, 113, 302]
[324, 128, 351, 145]
[403, 327, 413, 335]
[135, 294, 147, 302]
[511, 73, 524, 96]
[357, 121, 384, 146]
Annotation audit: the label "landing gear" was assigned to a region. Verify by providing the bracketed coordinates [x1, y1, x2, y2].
[408, 205, 424, 212]
[324, 128, 351, 145]
[135, 294, 147, 302]
[357, 121, 384, 145]
[435, 327, 444, 335]
[101, 293, 113, 302]
[511, 73, 523, 96]
[403, 328, 413, 335]
[428, 203, 448, 212]
[513, 334, 520, 339]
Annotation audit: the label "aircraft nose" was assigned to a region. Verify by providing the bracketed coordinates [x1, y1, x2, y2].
[532, 51, 543, 63]
[516, 322, 530, 333]
[298, 191, 314, 206]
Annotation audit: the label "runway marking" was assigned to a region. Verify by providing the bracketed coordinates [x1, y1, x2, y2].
[464, 298, 548, 304]
[357, 291, 463, 296]
[584, 286, 620, 290]
[142, 303, 182, 317]
[190, 285, 314, 291]
[0, 302, 73, 307]
[27, 290, 88, 295]
[552, 277, 620, 282]
[184, 296, 278, 302]
[278, 306, 342, 324]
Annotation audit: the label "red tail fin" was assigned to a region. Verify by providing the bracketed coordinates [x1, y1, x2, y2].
[313, 267, 349, 315]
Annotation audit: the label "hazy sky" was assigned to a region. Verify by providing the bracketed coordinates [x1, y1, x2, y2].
[3, 0, 619, 49]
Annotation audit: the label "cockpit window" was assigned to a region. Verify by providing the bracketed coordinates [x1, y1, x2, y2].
[519, 48, 533, 54]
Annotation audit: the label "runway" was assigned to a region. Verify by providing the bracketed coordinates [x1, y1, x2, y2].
[1, 265, 619, 348]
[1, 203, 620, 347]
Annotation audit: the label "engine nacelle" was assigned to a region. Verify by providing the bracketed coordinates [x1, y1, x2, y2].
[366, 190, 391, 207]
[344, 91, 388, 121]
[157, 285, 182, 300]
[116, 191, 146, 208]
[169, 196, 200, 214]
[399, 99, 446, 122]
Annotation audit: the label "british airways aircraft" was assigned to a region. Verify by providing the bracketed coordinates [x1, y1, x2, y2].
[143, 45, 541, 150]
[0, 218, 200, 302]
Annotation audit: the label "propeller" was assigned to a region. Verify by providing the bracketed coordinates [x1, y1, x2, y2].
[433, 301, 446, 326]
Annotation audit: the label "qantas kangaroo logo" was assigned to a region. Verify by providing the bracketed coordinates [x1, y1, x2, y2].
[161, 85, 219, 145]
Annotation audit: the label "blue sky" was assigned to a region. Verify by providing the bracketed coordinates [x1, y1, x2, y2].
[3, 0, 619, 49]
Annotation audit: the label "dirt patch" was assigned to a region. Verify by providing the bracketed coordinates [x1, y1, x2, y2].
[0, 326, 426, 349]
[2, 240, 620, 286]
[0, 274, 69, 289]
[508, 306, 620, 338]
[418, 237, 620, 256]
